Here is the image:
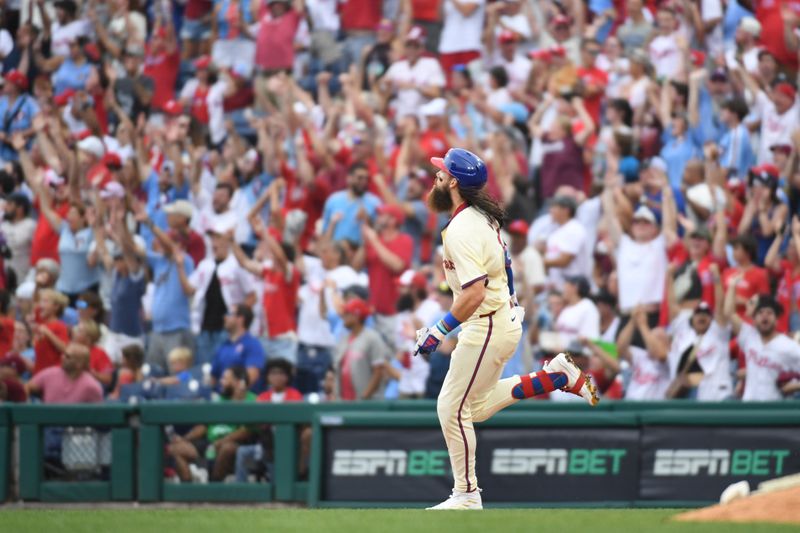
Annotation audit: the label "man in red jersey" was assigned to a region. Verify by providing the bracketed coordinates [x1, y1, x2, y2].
[25, 168, 71, 266]
[230, 217, 300, 363]
[31, 289, 70, 375]
[356, 204, 413, 349]
[755, 0, 800, 71]
[143, 21, 180, 113]
[339, 0, 382, 67]
[723, 235, 771, 319]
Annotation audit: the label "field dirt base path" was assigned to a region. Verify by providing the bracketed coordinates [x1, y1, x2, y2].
[674, 485, 800, 525]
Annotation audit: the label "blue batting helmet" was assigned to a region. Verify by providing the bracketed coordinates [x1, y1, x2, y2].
[430, 148, 487, 189]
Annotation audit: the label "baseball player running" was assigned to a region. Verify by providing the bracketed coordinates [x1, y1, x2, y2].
[415, 148, 598, 510]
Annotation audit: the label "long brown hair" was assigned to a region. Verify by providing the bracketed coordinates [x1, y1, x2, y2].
[459, 185, 506, 228]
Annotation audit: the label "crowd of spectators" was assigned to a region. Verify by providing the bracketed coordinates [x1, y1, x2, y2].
[0, 0, 800, 431]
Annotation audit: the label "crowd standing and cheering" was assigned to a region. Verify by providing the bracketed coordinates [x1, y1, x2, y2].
[1, 0, 800, 421]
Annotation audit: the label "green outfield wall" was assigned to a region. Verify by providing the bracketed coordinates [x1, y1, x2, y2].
[0, 401, 798, 507]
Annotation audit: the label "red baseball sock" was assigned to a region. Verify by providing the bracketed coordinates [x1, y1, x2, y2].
[511, 371, 568, 399]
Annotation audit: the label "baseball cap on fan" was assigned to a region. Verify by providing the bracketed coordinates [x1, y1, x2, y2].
[749, 163, 780, 186]
[498, 29, 518, 44]
[632, 205, 658, 224]
[77, 136, 106, 159]
[0, 353, 27, 376]
[163, 199, 194, 220]
[53, 88, 76, 107]
[406, 25, 426, 44]
[420, 98, 447, 117]
[710, 68, 729, 83]
[773, 82, 797, 102]
[550, 195, 577, 214]
[43, 169, 65, 187]
[552, 13, 572, 27]
[646, 156, 668, 174]
[690, 50, 706, 68]
[770, 143, 792, 156]
[377, 203, 406, 225]
[206, 219, 235, 236]
[629, 48, 651, 68]
[124, 44, 145, 58]
[739, 16, 762, 37]
[398, 270, 428, 291]
[193, 55, 213, 70]
[618, 156, 641, 183]
[103, 152, 123, 170]
[163, 99, 184, 116]
[343, 298, 372, 320]
[507, 219, 529, 236]
[3, 70, 27, 91]
[230, 61, 252, 80]
[99, 181, 125, 199]
[688, 225, 712, 241]
[692, 301, 712, 316]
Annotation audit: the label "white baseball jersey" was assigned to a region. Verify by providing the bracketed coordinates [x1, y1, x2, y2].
[545, 218, 590, 291]
[555, 298, 600, 354]
[738, 322, 800, 401]
[625, 346, 670, 400]
[668, 310, 733, 401]
[385, 58, 446, 119]
[441, 204, 511, 319]
[617, 234, 667, 312]
[188, 254, 257, 334]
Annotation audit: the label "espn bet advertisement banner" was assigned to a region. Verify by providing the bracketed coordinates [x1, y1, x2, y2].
[321, 425, 800, 504]
[639, 426, 800, 501]
[322, 427, 639, 502]
[325, 429, 452, 501]
[478, 428, 639, 502]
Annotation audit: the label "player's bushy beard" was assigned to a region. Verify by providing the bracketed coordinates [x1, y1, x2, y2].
[220, 385, 235, 399]
[427, 184, 453, 213]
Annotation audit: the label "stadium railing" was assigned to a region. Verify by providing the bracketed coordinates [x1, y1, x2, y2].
[1, 401, 799, 505]
[10, 404, 134, 502]
[0, 407, 8, 502]
[138, 402, 399, 503]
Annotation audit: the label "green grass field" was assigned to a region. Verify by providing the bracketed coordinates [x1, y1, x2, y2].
[1, 508, 797, 533]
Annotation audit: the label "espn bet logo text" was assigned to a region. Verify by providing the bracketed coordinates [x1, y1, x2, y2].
[332, 450, 451, 476]
[491, 448, 627, 475]
[653, 449, 791, 476]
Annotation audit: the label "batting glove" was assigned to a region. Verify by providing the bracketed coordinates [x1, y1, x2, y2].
[413, 313, 460, 356]
[413, 325, 445, 356]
